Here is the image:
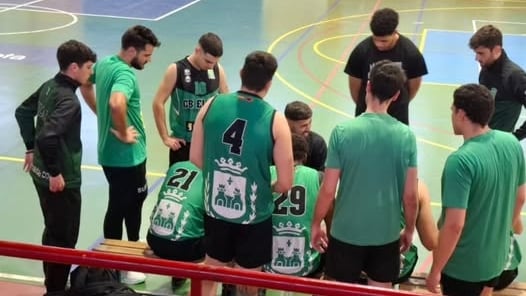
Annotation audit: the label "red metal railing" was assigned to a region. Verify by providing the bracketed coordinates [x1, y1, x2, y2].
[0, 240, 429, 296]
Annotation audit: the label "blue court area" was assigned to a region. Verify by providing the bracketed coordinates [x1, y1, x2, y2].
[423, 30, 526, 85]
[1, 0, 199, 20]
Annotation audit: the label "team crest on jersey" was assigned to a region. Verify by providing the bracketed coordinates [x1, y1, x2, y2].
[150, 188, 186, 236]
[270, 221, 309, 275]
[211, 158, 249, 219]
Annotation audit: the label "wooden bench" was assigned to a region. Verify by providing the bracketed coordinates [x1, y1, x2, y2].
[399, 272, 526, 295]
[92, 239, 157, 258]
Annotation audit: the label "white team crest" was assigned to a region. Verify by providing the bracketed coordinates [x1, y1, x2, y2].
[270, 222, 306, 274]
[211, 171, 247, 219]
[151, 199, 183, 236]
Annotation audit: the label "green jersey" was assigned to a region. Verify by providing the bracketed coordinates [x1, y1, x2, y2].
[170, 58, 220, 142]
[264, 165, 321, 276]
[92, 55, 146, 167]
[149, 161, 204, 241]
[203, 91, 275, 224]
[327, 113, 417, 245]
[440, 130, 525, 281]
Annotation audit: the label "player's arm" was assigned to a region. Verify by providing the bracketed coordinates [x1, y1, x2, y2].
[15, 90, 39, 152]
[513, 184, 525, 234]
[218, 63, 229, 93]
[510, 69, 526, 140]
[312, 168, 339, 252]
[348, 76, 362, 104]
[80, 81, 96, 114]
[416, 181, 438, 250]
[272, 112, 294, 193]
[189, 98, 213, 169]
[152, 64, 178, 144]
[427, 208, 465, 292]
[407, 77, 423, 101]
[400, 167, 418, 253]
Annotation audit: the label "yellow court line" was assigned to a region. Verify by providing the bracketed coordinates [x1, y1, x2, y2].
[418, 28, 427, 53]
[267, 5, 526, 154]
[313, 32, 422, 65]
[0, 156, 166, 177]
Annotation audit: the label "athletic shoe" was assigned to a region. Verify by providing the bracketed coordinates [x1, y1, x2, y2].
[120, 271, 146, 285]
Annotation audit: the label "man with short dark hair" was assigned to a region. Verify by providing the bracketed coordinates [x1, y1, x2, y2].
[426, 84, 526, 296]
[284, 101, 327, 171]
[15, 39, 96, 295]
[469, 24, 526, 140]
[344, 7, 428, 125]
[190, 50, 294, 296]
[80, 25, 161, 285]
[312, 60, 418, 289]
[153, 32, 229, 166]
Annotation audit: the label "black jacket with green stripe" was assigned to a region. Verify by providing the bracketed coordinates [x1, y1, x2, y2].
[15, 73, 82, 189]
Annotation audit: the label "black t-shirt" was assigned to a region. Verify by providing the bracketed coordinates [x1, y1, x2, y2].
[344, 34, 428, 124]
[305, 131, 327, 171]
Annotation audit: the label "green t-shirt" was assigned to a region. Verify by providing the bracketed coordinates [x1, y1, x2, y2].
[440, 130, 525, 281]
[264, 165, 321, 276]
[327, 113, 417, 245]
[203, 91, 275, 224]
[93, 55, 146, 167]
[149, 161, 204, 240]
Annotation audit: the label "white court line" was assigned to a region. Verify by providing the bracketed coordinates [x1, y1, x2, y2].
[0, 3, 77, 36]
[0, 0, 42, 13]
[72, 12, 156, 21]
[154, 0, 200, 21]
[0, 272, 43, 283]
[474, 19, 526, 25]
[0, 0, 198, 21]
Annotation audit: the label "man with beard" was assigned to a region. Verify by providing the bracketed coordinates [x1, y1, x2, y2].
[469, 24, 526, 140]
[80, 25, 161, 285]
[284, 101, 327, 171]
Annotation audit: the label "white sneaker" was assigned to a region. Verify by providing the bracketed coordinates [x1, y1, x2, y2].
[121, 270, 146, 285]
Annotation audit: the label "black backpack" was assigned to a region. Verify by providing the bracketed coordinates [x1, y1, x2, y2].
[69, 267, 137, 296]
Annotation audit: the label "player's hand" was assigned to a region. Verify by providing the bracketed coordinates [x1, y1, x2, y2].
[49, 174, 65, 192]
[311, 223, 328, 253]
[111, 126, 138, 144]
[426, 271, 441, 294]
[163, 136, 186, 151]
[399, 227, 414, 253]
[23, 151, 33, 172]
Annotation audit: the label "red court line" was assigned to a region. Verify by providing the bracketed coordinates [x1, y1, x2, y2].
[296, 30, 350, 100]
[310, 0, 383, 102]
[416, 252, 433, 274]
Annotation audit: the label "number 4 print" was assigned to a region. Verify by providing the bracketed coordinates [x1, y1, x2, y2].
[222, 119, 247, 155]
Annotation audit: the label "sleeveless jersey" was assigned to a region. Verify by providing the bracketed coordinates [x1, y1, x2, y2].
[264, 165, 321, 276]
[170, 58, 220, 142]
[202, 91, 275, 224]
[148, 161, 204, 241]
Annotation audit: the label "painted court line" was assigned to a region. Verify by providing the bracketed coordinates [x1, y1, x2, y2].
[474, 19, 526, 26]
[0, 155, 166, 177]
[0, 0, 42, 14]
[154, 0, 201, 21]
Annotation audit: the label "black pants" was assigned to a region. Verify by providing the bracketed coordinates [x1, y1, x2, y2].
[102, 161, 147, 241]
[441, 273, 499, 296]
[34, 182, 81, 293]
[169, 143, 191, 167]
